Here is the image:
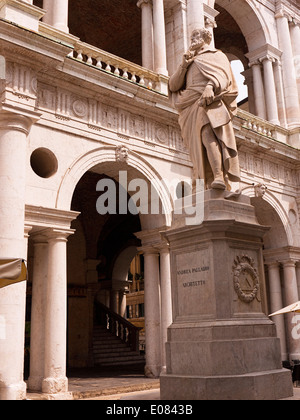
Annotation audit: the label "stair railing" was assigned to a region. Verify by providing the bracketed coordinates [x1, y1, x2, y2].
[95, 301, 141, 352]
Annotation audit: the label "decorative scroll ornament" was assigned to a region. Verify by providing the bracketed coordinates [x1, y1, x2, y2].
[233, 255, 259, 303]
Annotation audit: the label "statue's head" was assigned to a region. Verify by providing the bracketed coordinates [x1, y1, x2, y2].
[190, 28, 212, 51]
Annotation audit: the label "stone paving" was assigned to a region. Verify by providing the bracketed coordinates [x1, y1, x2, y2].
[26, 364, 300, 401]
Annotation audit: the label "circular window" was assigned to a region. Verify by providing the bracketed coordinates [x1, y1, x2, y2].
[30, 148, 58, 179]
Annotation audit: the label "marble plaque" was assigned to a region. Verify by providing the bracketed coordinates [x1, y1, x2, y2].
[175, 248, 214, 317]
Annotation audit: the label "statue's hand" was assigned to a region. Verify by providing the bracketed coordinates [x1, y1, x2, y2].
[182, 50, 195, 69]
[199, 85, 214, 107]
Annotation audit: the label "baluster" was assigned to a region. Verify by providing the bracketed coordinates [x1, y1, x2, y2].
[105, 61, 112, 73]
[131, 72, 137, 83]
[114, 66, 120, 76]
[96, 57, 102, 69]
[139, 74, 145, 86]
[123, 68, 129, 79]
[77, 50, 83, 61]
[86, 55, 93, 65]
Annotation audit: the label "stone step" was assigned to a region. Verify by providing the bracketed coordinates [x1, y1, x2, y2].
[94, 354, 145, 365]
[93, 324, 144, 368]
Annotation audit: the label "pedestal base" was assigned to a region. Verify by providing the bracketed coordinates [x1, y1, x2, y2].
[161, 369, 293, 400]
[161, 190, 294, 400]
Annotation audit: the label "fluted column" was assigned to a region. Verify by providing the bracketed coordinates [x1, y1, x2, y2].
[43, 0, 69, 33]
[260, 56, 280, 125]
[267, 262, 288, 361]
[137, 0, 154, 70]
[0, 112, 33, 400]
[250, 61, 267, 120]
[144, 248, 161, 377]
[282, 260, 300, 361]
[159, 246, 172, 373]
[42, 228, 73, 395]
[152, 0, 168, 76]
[276, 11, 300, 128]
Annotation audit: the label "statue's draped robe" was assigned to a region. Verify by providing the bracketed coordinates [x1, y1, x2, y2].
[169, 49, 240, 184]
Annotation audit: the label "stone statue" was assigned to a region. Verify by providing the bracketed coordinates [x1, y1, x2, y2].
[169, 28, 241, 190]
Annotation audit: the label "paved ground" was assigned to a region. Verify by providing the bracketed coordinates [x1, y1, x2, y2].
[26, 364, 300, 401]
[27, 365, 160, 401]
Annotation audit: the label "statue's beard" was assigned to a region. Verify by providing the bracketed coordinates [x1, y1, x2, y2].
[190, 40, 205, 52]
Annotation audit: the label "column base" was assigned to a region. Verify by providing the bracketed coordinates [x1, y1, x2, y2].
[42, 376, 68, 395]
[160, 369, 293, 400]
[27, 376, 43, 393]
[0, 380, 26, 400]
[145, 364, 161, 379]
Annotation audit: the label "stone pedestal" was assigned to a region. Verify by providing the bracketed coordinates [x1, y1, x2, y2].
[160, 190, 293, 400]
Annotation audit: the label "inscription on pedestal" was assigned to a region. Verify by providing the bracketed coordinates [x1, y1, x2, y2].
[175, 248, 214, 317]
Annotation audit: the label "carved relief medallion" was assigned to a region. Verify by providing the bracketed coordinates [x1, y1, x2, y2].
[233, 255, 259, 303]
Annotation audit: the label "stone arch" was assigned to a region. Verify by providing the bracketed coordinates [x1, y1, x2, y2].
[56, 146, 173, 228]
[242, 185, 293, 248]
[215, 0, 269, 52]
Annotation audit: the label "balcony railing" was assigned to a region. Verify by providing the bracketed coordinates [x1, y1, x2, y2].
[68, 40, 169, 95]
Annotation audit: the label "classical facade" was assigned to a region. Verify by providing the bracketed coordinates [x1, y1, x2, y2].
[0, 0, 300, 400]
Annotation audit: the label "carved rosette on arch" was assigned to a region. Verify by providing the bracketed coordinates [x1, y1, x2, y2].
[233, 255, 260, 303]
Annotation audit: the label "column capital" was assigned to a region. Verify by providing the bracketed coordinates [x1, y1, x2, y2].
[281, 259, 297, 268]
[0, 111, 34, 135]
[259, 55, 276, 64]
[266, 261, 281, 269]
[138, 245, 160, 256]
[137, 0, 152, 8]
[37, 228, 75, 243]
[248, 60, 262, 69]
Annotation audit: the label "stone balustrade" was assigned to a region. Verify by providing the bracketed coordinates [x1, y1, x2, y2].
[69, 41, 169, 94]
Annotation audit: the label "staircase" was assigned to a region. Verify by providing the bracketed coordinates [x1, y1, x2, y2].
[93, 325, 145, 367]
[93, 302, 145, 367]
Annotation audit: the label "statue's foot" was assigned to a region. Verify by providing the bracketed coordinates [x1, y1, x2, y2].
[211, 179, 226, 190]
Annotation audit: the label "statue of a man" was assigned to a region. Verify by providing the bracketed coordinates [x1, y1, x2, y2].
[169, 28, 241, 190]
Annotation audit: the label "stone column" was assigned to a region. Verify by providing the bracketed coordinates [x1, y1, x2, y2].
[282, 260, 300, 361]
[43, 0, 69, 33]
[27, 234, 49, 392]
[159, 246, 172, 373]
[137, 0, 154, 70]
[242, 68, 255, 115]
[110, 289, 119, 314]
[273, 59, 288, 127]
[186, 0, 204, 40]
[267, 262, 288, 361]
[276, 11, 300, 128]
[42, 229, 73, 396]
[250, 61, 267, 120]
[289, 20, 300, 107]
[144, 249, 161, 377]
[152, 0, 168, 75]
[119, 291, 127, 318]
[260, 56, 280, 125]
[0, 112, 33, 400]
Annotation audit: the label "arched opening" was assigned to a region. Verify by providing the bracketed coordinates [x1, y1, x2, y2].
[214, 1, 269, 116]
[66, 158, 169, 374]
[33, 0, 142, 66]
[249, 192, 298, 363]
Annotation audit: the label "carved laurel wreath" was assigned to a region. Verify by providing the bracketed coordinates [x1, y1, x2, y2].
[233, 255, 260, 303]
